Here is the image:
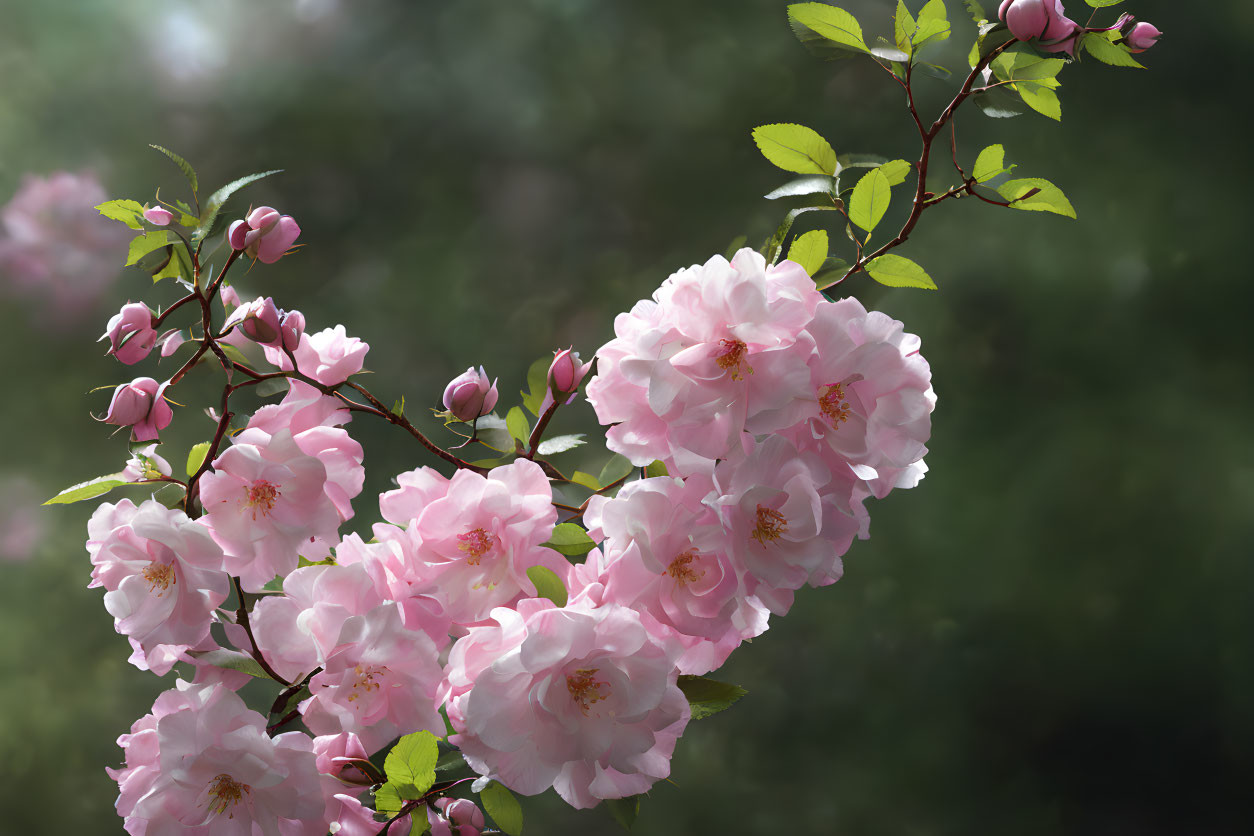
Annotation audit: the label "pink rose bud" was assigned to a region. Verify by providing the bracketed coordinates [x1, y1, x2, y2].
[279, 309, 305, 352]
[999, 0, 1080, 54]
[230, 297, 282, 345]
[101, 302, 158, 365]
[547, 348, 592, 402]
[443, 366, 498, 422]
[1125, 21, 1161, 52]
[104, 377, 173, 442]
[142, 206, 175, 226]
[227, 208, 301, 264]
[442, 799, 485, 831]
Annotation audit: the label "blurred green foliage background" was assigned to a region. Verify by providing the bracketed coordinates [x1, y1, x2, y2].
[1, 0, 1250, 833]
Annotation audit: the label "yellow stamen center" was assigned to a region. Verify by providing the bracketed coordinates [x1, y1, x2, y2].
[666, 549, 705, 585]
[206, 773, 250, 817]
[818, 382, 852, 427]
[243, 480, 280, 520]
[141, 562, 176, 594]
[346, 664, 386, 702]
[751, 505, 788, 545]
[566, 667, 610, 716]
[715, 338, 753, 381]
[457, 527, 496, 566]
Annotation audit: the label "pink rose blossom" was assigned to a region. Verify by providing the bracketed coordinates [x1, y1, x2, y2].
[264, 324, 369, 386]
[109, 679, 326, 836]
[586, 248, 821, 474]
[312, 733, 375, 788]
[300, 604, 445, 751]
[428, 797, 485, 836]
[121, 444, 172, 483]
[445, 599, 690, 809]
[87, 499, 230, 675]
[228, 205, 301, 264]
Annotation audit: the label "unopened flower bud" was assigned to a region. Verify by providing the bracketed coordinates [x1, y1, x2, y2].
[1124, 21, 1161, 53]
[100, 302, 158, 365]
[104, 377, 172, 442]
[547, 348, 592, 403]
[429, 798, 484, 836]
[226, 206, 301, 264]
[443, 366, 498, 422]
[279, 309, 305, 352]
[143, 206, 175, 226]
[999, 0, 1080, 55]
[230, 297, 283, 345]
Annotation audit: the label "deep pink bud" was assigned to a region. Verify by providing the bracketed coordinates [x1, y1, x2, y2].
[229, 297, 283, 345]
[999, 0, 1050, 41]
[443, 366, 498, 422]
[246, 206, 281, 233]
[279, 309, 305, 352]
[547, 347, 592, 401]
[142, 206, 174, 226]
[1125, 21, 1161, 53]
[101, 302, 158, 365]
[227, 219, 249, 251]
[104, 378, 172, 441]
[442, 799, 485, 830]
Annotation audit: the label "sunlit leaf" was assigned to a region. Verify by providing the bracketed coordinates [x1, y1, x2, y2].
[997, 177, 1076, 218]
[526, 566, 568, 607]
[481, 781, 524, 836]
[751, 123, 838, 176]
[787, 3, 869, 53]
[849, 168, 892, 232]
[786, 229, 829, 276]
[866, 253, 938, 289]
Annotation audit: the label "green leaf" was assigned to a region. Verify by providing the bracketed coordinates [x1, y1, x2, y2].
[435, 740, 468, 773]
[998, 53, 1065, 80]
[848, 168, 891, 232]
[526, 565, 569, 607]
[152, 482, 186, 509]
[149, 144, 199, 197]
[763, 175, 836, 200]
[536, 434, 585, 456]
[1016, 82, 1061, 121]
[472, 414, 515, 453]
[645, 460, 669, 478]
[374, 782, 405, 816]
[543, 523, 596, 557]
[677, 675, 749, 720]
[391, 396, 405, 418]
[836, 152, 889, 171]
[598, 454, 634, 488]
[520, 355, 552, 416]
[95, 199, 145, 230]
[506, 406, 530, 447]
[126, 231, 170, 266]
[185, 441, 212, 477]
[787, 3, 869, 53]
[43, 473, 130, 505]
[761, 205, 839, 265]
[912, 0, 950, 48]
[481, 781, 524, 836]
[786, 229, 828, 277]
[606, 795, 642, 830]
[1084, 0, 1125, 7]
[973, 84, 1025, 118]
[997, 177, 1076, 218]
[194, 169, 283, 243]
[751, 124, 837, 176]
[878, 159, 911, 186]
[185, 648, 268, 678]
[384, 730, 439, 798]
[894, 1, 917, 52]
[813, 256, 853, 290]
[1081, 31, 1144, 68]
[972, 144, 1007, 183]
[866, 253, 938, 289]
[963, 0, 989, 22]
[570, 471, 601, 491]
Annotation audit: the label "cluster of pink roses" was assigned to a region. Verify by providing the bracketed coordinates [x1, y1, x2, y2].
[92, 238, 932, 832]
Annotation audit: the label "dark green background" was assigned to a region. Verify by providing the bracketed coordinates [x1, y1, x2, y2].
[2, 0, 1249, 833]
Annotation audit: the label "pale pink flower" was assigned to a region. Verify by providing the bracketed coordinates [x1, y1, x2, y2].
[247, 563, 385, 684]
[578, 475, 767, 675]
[109, 680, 326, 836]
[87, 499, 230, 675]
[311, 733, 375, 788]
[264, 324, 368, 386]
[748, 296, 935, 486]
[299, 604, 445, 751]
[120, 443, 172, 483]
[326, 792, 411, 836]
[445, 599, 690, 809]
[0, 171, 130, 324]
[378, 459, 565, 627]
[198, 429, 343, 591]
[708, 435, 868, 602]
[586, 248, 821, 474]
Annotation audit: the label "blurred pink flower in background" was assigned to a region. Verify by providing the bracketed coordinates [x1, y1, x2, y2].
[0, 474, 45, 562]
[0, 172, 131, 325]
